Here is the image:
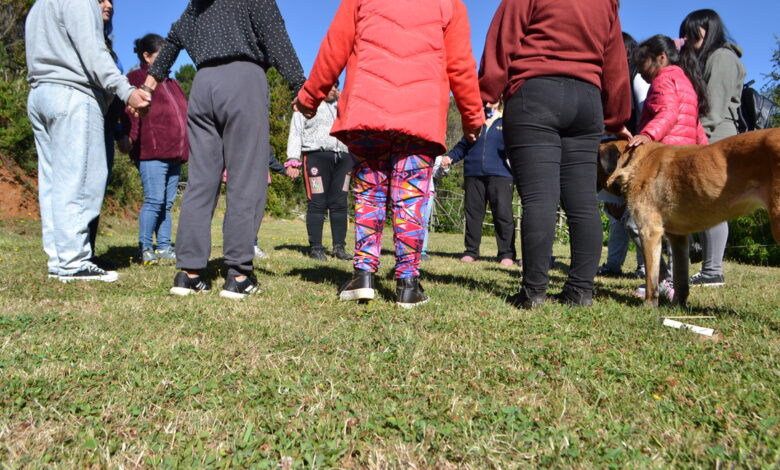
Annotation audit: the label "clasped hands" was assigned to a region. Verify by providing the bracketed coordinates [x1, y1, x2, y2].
[127, 87, 152, 118]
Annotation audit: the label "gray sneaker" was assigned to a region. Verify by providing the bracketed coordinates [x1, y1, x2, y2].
[142, 249, 158, 265]
[155, 247, 176, 261]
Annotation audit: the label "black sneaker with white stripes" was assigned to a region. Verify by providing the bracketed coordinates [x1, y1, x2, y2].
[58, 263, 119, 283]
[170, 271, 210, 296]
[220, 272, 259, 299]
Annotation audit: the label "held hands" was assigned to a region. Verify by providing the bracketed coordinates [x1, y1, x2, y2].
[285, 166, 300, 179]
[463, 125, 482, 143]
[628, 134, 651, 148]
[127, 88, 152, 118]
[292, 98, 317, 119]
[440, 156, 453, 170]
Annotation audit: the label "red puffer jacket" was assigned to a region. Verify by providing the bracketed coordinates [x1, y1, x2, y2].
[639, 65, 708, 145]
[125, 64, 189, 162]
[296, 0, 484, 155]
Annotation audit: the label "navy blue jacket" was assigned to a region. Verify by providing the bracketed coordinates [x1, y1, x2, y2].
[447, 119, 511, 178]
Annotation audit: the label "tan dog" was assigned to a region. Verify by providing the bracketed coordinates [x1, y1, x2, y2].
[598, 128, 780, 307]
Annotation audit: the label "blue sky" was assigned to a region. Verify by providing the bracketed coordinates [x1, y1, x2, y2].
[113, 0, 779, 87]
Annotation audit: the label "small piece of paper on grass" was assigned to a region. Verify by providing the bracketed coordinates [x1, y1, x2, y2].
[662, 318, 715, 336]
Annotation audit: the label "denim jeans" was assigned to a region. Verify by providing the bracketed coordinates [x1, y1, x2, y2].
[421, 190, 436, 255]
[137, 159, 181, 251]
[28, 84, 107, 275]
[503, 76, 605, 295]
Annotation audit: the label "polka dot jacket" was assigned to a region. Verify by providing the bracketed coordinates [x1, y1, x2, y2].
[149, 0, 305, 91]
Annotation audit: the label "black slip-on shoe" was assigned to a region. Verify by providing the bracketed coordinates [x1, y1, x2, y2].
[170, 271, 210, 296]
[220, 272, 259, 299]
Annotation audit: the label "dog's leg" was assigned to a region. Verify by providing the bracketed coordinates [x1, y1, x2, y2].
[667, 233, 689, 308]
[639, 226, 664, 308]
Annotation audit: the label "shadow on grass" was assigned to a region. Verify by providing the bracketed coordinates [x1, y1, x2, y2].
[287, 266, 399, 301]
[275, 243, 309, 255]
[99, 245, 138, 269]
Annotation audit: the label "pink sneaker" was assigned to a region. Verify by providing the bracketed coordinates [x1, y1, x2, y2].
[460, 255, 476, 263]
[499, 258, 515, 267]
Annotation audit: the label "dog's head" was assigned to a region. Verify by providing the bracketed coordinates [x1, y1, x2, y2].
[598, 140, 641, 197]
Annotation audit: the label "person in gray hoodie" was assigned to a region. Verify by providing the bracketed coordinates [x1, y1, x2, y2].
[26, 0, 150, 282]
[679, 9, 746, 287]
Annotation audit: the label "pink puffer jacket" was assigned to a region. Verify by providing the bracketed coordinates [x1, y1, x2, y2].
[297, 0, 484, 155]
[639, 65, 708, 145]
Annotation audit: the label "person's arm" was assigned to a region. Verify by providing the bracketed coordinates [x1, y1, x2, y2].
[286, 112, 305, 162]
[296, 0, 358, 112]
[637, 75, 679, 142]
[124, 71, 144, 145]
[445, 0, 485, 138]
[478, 0, 531, 104]
[696, 121, 709, 145]
[252, 0, 306, 93]
[62, 0, 134, 103]
[701, 49, 743, 137]
[146, 25, 185, 88]
[600, 6, 631, 133]
[446, 136, 470, 164]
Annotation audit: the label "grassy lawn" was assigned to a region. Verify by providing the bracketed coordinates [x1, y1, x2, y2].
[1, 208, 779, 469]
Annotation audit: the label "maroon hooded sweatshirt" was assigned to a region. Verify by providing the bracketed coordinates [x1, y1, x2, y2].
[479, 0, 631, 132]
[125, 63, 189, 162]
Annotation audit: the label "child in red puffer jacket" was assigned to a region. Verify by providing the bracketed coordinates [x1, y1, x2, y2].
[629, 34, 709, 148]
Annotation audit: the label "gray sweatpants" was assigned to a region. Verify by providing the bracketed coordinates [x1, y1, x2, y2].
[175, 61, 270, 274]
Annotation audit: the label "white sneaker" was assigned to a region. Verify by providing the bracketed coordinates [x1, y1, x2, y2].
[59, 263, 119, 283]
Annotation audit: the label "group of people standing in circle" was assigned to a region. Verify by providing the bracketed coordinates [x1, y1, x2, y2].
[25, 0, 745, 308]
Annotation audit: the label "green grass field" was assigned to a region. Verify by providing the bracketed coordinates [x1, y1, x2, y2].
[1, 210, 779, 469]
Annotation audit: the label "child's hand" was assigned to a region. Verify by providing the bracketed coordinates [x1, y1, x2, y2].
[628, 134, 651, 148]
[440, 156, 452, 169]
[608, 125, 633, 141]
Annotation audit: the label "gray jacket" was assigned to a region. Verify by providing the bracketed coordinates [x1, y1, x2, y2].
[702, 43, 746, 143]
[286, 100, 348, 161]
[25, 0, 134, 113]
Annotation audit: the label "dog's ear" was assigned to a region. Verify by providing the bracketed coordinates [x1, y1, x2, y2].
[598, 141, 627, 193]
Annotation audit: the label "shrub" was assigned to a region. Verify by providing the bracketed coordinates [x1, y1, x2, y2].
[0, 77, 35, 172]
[727, 210, 780, 266]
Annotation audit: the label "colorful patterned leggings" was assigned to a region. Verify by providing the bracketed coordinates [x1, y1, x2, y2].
[344, 131, 438, 279]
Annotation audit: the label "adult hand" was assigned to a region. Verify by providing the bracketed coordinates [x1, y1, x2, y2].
[127, 88, 152, 117]
[464, 126, 482, 143]
[285, 167, 300, 179]
[627, 134, 651, 148]
[440, 156, 453, 169]
[608, 126, 633, 141]
[292, 98, 317, 119]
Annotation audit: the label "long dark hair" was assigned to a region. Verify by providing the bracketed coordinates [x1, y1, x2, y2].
[134, 34, 165, 65]
[634, 34, 709, 116]
[102, 0, 118, 63]
[623, 32, 638, 79]
[679, 9, 734, 73]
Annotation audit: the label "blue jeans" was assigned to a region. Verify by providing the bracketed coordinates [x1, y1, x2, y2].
[137, 159, 181, 251]
[28, 84, 107, 275]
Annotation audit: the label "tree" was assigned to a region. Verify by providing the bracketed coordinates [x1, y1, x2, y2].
[764, 37, 780, 128]
[174, 64, 196, 98]
[0, 0, 33, 76]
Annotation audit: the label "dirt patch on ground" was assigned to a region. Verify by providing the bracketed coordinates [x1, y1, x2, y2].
[0, 156, 39, 220]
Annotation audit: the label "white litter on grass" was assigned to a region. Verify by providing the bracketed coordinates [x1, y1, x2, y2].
[662, 318, 715, 336]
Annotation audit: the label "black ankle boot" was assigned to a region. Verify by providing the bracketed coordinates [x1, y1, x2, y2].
[338, 270, 375, 301]
[396, 277, 428, 309]
[332, 245, 352, 260]
[510, 287, 546, 309]
[554, 284, 593, 307]
[310, 246, 328, 261]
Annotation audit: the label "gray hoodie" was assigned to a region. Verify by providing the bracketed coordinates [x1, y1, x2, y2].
[25, 0, 134, 113]
[701, 43, 746, 143]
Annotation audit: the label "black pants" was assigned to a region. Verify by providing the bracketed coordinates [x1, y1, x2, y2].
[503, 76, 604, 295]
[176, 61, 270, 275]
[303, 151, 350, 249]
[464, 176, 516, 259]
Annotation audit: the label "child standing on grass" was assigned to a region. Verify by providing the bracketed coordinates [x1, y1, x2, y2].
[293, 0, 484, 308]
[627, 34, 709, 300]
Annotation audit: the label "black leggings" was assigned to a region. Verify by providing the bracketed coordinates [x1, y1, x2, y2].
[503, 76, 604, 295]
[303, 151, 350, 248]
